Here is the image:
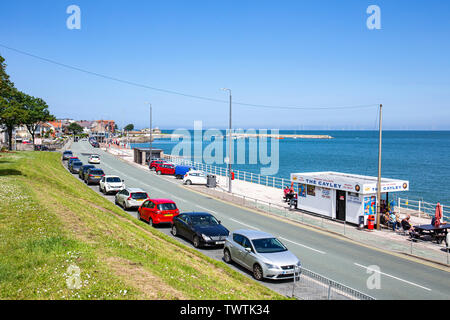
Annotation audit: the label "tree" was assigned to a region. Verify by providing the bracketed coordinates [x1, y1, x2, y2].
[18, 92, 55, 144]
[0, 92, 27, 150]
[67, 122, 84, 135]
[124, 124, 134, 132]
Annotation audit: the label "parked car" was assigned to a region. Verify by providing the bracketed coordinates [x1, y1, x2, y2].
[115, 188, 149, 210]
[79, 164, 96, 180]
[155, 163, 175, 176]
[223, 229, 301, 281]
[69, 160, 83, 174]
[83, 168, 105, 185]
[174, 165, 196, 179]
[62, 150, 73, 160]
[183, 170, 207, 185]
[67, 157, 80, 167]
[138, 199, 180, 226]
[171, 212, 229, 248]
[88, 154, 101, 164]
[99, 175, 125, 194]
[149, 159, 167, 171]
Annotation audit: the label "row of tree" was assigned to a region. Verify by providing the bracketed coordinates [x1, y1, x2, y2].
[0, 55, 55, 150]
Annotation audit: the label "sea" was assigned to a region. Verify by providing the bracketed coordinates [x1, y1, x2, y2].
[132, 130, 450, 209]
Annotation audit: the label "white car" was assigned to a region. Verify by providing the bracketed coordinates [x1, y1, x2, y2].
[183, 170, 207, 185]
[115, 188, 149, 210]
[88, 154, 101, 164]
[99, 175, 125, 194]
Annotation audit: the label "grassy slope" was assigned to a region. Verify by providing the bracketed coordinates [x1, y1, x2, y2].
[0, 151, 284, 300]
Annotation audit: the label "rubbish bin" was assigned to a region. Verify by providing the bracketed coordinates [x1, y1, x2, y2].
[207, 174, 217, 188]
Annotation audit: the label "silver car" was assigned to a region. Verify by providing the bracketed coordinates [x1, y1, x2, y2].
[114, 188, 149, 210]
[223, 229, 301, 281]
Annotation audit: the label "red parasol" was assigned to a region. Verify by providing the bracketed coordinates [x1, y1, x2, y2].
[434, 203, 443, 227]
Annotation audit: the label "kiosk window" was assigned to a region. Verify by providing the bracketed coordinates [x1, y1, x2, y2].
[307, 185, 316, 196]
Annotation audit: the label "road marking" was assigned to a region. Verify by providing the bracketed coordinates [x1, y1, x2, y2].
[279, 237, 326, 254]
[354, 263, 432, 291]
[229, 218, 260, 231]
[196, 205, 220, 215]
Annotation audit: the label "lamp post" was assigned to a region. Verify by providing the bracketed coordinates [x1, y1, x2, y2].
[146, 102, 153, 164]
[222, 88, 232, 193]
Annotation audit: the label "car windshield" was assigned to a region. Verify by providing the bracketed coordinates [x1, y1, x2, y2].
[131, 192, 148, 200]
[90, 170, 104, 175]
[106, 177, 121, 183]
[158, 203, 177, 211]
[251, 238, 288, 253]
[190, 215, 219, 226]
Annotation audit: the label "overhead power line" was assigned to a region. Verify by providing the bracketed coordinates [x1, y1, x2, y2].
[0, 43, 379, 111]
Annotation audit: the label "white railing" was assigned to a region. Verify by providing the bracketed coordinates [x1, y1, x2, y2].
[392, 195, 449, 220]
[163, 154, 295, 192]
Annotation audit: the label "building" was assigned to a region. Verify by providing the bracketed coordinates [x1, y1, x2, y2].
[91, 120, 116, 142]
[290, 171, 410, 225]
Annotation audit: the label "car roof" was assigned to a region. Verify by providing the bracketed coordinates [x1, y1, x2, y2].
[149, 198, 175, 204]
[232, 229, 274, 240]
[188, 170, 205, 174]
[104, 175, 120, 178]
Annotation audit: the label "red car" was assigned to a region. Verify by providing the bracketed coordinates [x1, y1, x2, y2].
[138, 199, 180, 226]
[149, 160, 167, 171]
[155, 163, 175, 175]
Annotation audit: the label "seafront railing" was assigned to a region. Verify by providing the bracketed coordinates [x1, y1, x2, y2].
[393, 196, 449, 220]
[163, 154, 299, 192]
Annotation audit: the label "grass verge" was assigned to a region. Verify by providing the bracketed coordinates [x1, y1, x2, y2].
[0, 151, 285, 300]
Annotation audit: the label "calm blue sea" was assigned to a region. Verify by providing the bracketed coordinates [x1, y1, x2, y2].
[133, 130, 450, 206]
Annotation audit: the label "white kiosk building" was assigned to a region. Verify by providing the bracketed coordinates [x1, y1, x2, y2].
[290, 172, 410, 225]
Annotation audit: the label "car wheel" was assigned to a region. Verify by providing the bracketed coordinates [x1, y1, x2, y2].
[171, 225, 178, 236]
[186, 180, 192, 185]
[157, 170, 162, 175]
[115, 198, 119, 205]
[149, 218, 153, 227]
[253, 264, 263, 281]
[223, 249, 232, 264]
[193, 236, 201, 248]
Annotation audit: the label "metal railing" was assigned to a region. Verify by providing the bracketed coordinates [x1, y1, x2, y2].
[163, 154, 296, 192]
[393, 196, 449, 220]
[291, 267, 376, 300]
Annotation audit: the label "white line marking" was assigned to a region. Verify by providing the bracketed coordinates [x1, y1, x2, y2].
[279, 237, 326, 254]
[229, 218, 261, 231]
[354, 263, 432, 291]
[196, 205, 220, 215]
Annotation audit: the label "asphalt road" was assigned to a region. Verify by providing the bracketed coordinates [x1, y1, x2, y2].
[68, 141, 450, 300]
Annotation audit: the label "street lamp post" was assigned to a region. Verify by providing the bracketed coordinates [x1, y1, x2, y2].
[146, 102, 153, 164]
[222, 88, 232, 193]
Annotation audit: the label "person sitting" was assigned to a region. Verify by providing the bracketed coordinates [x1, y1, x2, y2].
[401, 215, 414, 232]
[390, 212, 399, 231]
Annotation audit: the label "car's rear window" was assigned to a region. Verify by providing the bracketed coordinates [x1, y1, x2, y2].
[131, 192, 148, 200]
[73, 162, 83, 166]
[158, 203, 177, 211]
[90, 170, 104, 175]
[106, 177, 121, 183]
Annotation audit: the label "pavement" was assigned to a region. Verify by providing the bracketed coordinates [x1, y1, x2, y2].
[68, 141, 450, 300]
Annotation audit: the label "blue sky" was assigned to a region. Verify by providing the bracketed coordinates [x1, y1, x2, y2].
[0, 0, 449, 130]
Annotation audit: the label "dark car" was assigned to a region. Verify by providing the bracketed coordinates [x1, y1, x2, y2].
[62, 150, 73, 160]
[84, 168, 105, 185]
[69, 160, 83, 174]
[171, 212, 229, 248]
[67, 157, 80, 167]
[79, 164, 96, 180]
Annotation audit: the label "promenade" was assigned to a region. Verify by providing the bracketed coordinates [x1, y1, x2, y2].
[104, 144, 449, 267]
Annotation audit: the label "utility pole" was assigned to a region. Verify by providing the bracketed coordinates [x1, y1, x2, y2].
[146, 102, 153, 163]
[376, 104, 383, 230]
[222, 88, 232, 193]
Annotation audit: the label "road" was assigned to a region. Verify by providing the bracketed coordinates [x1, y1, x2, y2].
[69, 141, 450, 300]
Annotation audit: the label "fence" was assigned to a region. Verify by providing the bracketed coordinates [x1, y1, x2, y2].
[393, 196, 449, 220]
[290, 267, 376, 300]
[163, 154, 297, 192]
